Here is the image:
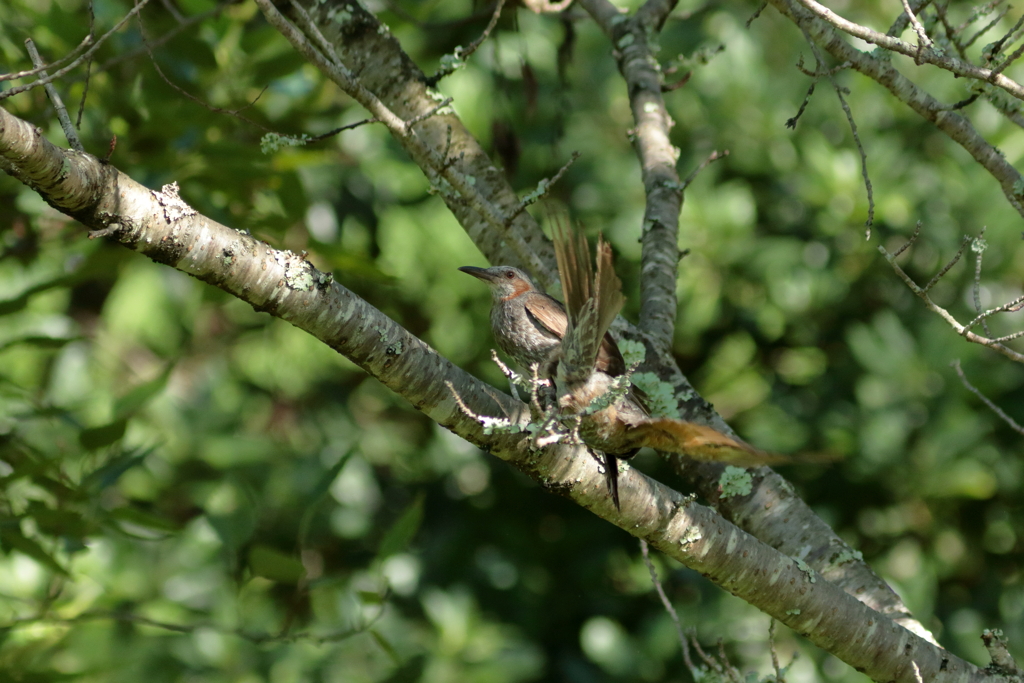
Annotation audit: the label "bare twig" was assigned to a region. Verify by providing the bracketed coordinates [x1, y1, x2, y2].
[900, 0, 933, 56]
[85, 3, 230, 79]
[680, 149, 728, 191]
[639, 539, 698, 677]
[769, 619, 787, 682]
[798, 30, 874, 236]
[0, 606, 386, 645]
[770, 0, 1024, 222]
[23, 40, 83, 152]
[962, 5, 1010, 50]
[75, 0, 97, 127]
[970, 228, 993, 337]
[304, 117, 380, 144]
[923, 235, 970, 292]
[0, 35, 94, 82]
[425, 0, 506, 86]
[0, 0, 155, 100]
[951, 360, 1024, 435]
[504, 151, 581, 227]
[747, 1, 769, 28]
[982, 13, 1024, 65]
[879, 239, 1024, 363]
[136, 5, 273, 132]
[893, 221, 921, 258]
[791, 0, 1024, 102]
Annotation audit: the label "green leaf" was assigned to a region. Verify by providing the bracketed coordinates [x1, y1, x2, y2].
[0, 274, 77, 316]
[370, 629, 401, 665]
[298, 448, 356, 547]
[0, 335, 81, 352]
[377, 492, 424, 560]
[358, 590, 384, 604]
[248, 544, 305, 583]
[109, 506, 181, 533]
[83, 448, 153, 491]
[78, 419, 128, 450]
[0, 525, 69, 576]
[24, 501, 90, 538]
[114, 365, 174, 419]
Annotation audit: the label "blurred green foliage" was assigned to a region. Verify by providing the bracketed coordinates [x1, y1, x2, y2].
[1, 0, 1023, 681]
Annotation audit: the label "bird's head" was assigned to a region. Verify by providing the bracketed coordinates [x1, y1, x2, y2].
[459, 265, 538, 301]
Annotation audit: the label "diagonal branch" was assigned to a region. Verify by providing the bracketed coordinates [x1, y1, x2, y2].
[251, 0, 937, 641]
[0, 102, 992, 682]
[791, 0, 1024, 101]
[769, 0, 1024, 221]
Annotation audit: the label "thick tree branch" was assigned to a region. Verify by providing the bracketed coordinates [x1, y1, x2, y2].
[1, 103, 993, 681]
[253, 0, 935, 640]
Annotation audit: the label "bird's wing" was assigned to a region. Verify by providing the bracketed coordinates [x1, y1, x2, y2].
[523, 295, 569, 340]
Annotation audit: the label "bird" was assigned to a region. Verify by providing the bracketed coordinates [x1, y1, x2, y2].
[456, 265, 628, 380]
[461, 222, 798, 510]
[458, 261, 646, 509]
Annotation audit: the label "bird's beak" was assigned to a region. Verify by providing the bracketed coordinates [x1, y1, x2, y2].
[458, 266, 497, 283]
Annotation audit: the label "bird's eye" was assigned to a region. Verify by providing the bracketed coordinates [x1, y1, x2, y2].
[505, 270, 515, 279]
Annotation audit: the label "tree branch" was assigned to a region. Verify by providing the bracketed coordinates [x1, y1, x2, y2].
[769, 0, 1024, 221]
[251, 0, 935, 640]
[1, 102, 994, 681]
[791, 0, 1024, 101]
[580, 0, 684, 350]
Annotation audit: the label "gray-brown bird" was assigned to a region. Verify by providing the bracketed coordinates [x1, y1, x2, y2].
[462, 225, 798, 510]
[459, 261, 647, 509]
[456, 265, 628, 378]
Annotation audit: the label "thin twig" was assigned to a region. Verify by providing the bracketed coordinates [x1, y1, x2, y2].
[406, 97, 454, 129]
[0, 606, 386, 645]
[790, 0, 1024, 102]
[769, 619, 786, 682]
[0, 34, 94, 82]
[85, 3, 230, 80]
[799, 30, 874, 236]
[23, 39, 83, 152]
[426, 0, 506, 86]
[639, 540, 698, 676]
[75, 0, 97, 128]
[787, 80, 816, 128]
[923, 235, 970, 292]
[504, 151, 581, 226]
[901, 0, 933, 54]
[680, 149, 728, 191]
[878, 243, 1024, 363]
[962, 5, 1010, 50]
[962, 294, 1024, 332]
[0, 0, 155, 100]
[982, 12, 1024, 65]
[971, 228, 993, 337]
[136, 2, 273, 132]
[932, 2, 966, 59]
[893, 221, 921, 258]
[951, 360, 1024, 435]
[746, 1, 769, 28]
[304, 117, 380, 144]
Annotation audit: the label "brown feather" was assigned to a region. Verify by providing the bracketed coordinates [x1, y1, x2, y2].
[624, 418, 794, 465]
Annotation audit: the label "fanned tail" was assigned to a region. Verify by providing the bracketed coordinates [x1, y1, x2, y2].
[551, 220, 624, 381]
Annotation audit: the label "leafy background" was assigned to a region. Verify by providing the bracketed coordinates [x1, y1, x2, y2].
[0, 0, 1022, 681]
